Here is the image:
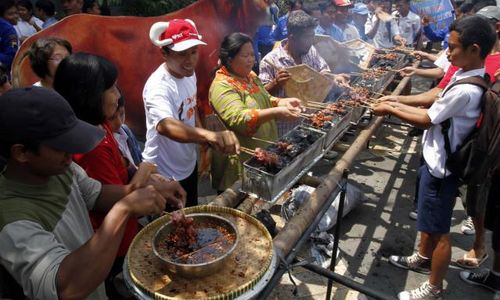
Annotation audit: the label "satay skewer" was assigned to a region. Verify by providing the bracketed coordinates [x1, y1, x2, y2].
[307, 101, 328, 108]
[240, 147, 255, 155]
[299, 113, 314, 118]
[304, 103, 327, 109]
[371, 91, 387, 97]
[304, 104, 323, 111]
[251, 136, 276, 145]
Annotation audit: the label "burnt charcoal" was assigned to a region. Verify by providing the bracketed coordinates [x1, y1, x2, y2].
[290, 129, 309, 140]
[247, 126, 323, 174]
[323, 122, 333, 130]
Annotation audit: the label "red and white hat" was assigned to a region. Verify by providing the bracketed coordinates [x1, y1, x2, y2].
[149, 19, 207, 51]
[334, 0, 353, 7]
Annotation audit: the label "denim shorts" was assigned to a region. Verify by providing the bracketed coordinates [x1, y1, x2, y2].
[416, 164, 459, 234]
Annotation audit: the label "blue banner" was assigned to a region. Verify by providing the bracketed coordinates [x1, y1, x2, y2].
[410, 0, 455, 32]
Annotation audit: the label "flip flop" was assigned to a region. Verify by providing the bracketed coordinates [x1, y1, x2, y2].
[456, 253, 489, 269]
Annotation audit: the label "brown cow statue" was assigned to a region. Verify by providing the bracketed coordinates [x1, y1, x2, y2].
[11, 0, 270, 136]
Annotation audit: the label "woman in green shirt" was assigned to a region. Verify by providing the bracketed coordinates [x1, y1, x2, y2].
[209, 32, 303, 192]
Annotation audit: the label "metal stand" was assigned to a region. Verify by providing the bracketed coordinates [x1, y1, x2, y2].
[325, 169, 348, 299]
[258, 169, 350, 299]
[258, 167, 395, 300]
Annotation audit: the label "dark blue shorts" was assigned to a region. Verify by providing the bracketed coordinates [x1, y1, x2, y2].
[416, 164, 459, 234]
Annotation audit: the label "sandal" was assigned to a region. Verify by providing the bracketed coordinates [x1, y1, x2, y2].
[456, 252, 489, 269]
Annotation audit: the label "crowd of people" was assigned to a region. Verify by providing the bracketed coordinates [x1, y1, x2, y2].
[0, 0, 105, 77]
[0, 0, 499, 300]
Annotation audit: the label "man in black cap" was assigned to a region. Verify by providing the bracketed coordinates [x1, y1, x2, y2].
[0, 87, 169, 299]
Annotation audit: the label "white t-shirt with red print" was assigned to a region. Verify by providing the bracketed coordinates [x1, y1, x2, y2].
[142, 63, 197, 180]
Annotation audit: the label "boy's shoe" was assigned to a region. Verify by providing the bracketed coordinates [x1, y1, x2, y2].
[398, 281, 443, 300]
[389, 252, 431, 274]
[460, 269, 500, 293]
[461, 216, 476, 235]
[409, 209, 418, 220]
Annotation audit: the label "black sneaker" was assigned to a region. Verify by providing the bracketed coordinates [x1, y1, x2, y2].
[460, 269, 500, 293]
[409, 209, 418, 220]
[390, 252, 431, 274]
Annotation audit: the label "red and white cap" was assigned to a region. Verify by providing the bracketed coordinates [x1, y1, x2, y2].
[334, 0, 353, 7]
[149, 19, 207, 51]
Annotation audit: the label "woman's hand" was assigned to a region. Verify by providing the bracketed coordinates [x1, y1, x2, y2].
[278, 97, 304, 111]
[274, 106, 301, 120]
[495, 69, 500, 80]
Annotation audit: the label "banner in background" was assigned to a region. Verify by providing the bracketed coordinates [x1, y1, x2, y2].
[410, 0, 455, 32]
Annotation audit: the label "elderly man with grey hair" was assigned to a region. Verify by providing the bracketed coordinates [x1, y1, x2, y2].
[259, 9, 349, 136]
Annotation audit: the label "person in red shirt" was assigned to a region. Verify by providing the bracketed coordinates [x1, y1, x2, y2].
[53, 52, 186, 298]
[378, 9, 500, 273]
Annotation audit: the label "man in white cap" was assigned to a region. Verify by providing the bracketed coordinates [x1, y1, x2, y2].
[351, 2, 369, 41]
[333, 0, 361, 41]
[143, 19, 240, 207]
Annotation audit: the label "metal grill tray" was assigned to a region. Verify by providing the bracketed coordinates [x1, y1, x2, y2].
[242, 125, 326, 203]
[301, 108, 353, 150]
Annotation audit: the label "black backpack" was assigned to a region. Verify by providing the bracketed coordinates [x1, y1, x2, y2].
[441, 75, 500, 183]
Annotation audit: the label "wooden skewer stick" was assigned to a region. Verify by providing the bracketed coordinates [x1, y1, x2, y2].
[355, 104, 373, 109]
[304, 105, 323, 111]
[360, 97, 379, 103]
[308, 101, 328, 108]
[240, 147, 255, 155]
[383, 67, 401, 72]
[306, 103, 327, 109]
[299, 113, 314, 118]
[176, 239, 226, 260]
[251, 136, 276, 145]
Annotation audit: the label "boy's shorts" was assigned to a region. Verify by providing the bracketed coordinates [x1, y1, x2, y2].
[416, 164, 459, 234]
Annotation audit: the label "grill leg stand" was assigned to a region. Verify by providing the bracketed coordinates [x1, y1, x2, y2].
[325, 169, 349, 300]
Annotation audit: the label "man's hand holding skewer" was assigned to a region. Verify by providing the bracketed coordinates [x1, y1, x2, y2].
[399, 66, 417, 77]
[274, 69, 291, 87]
[207, 130, 240, 155]
[372, 102, 394, 116]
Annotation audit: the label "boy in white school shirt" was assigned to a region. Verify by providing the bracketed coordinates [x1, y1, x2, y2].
[372, 15, 497, 300]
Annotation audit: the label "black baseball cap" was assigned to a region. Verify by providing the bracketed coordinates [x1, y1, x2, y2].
[0, 87, 104, 154]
